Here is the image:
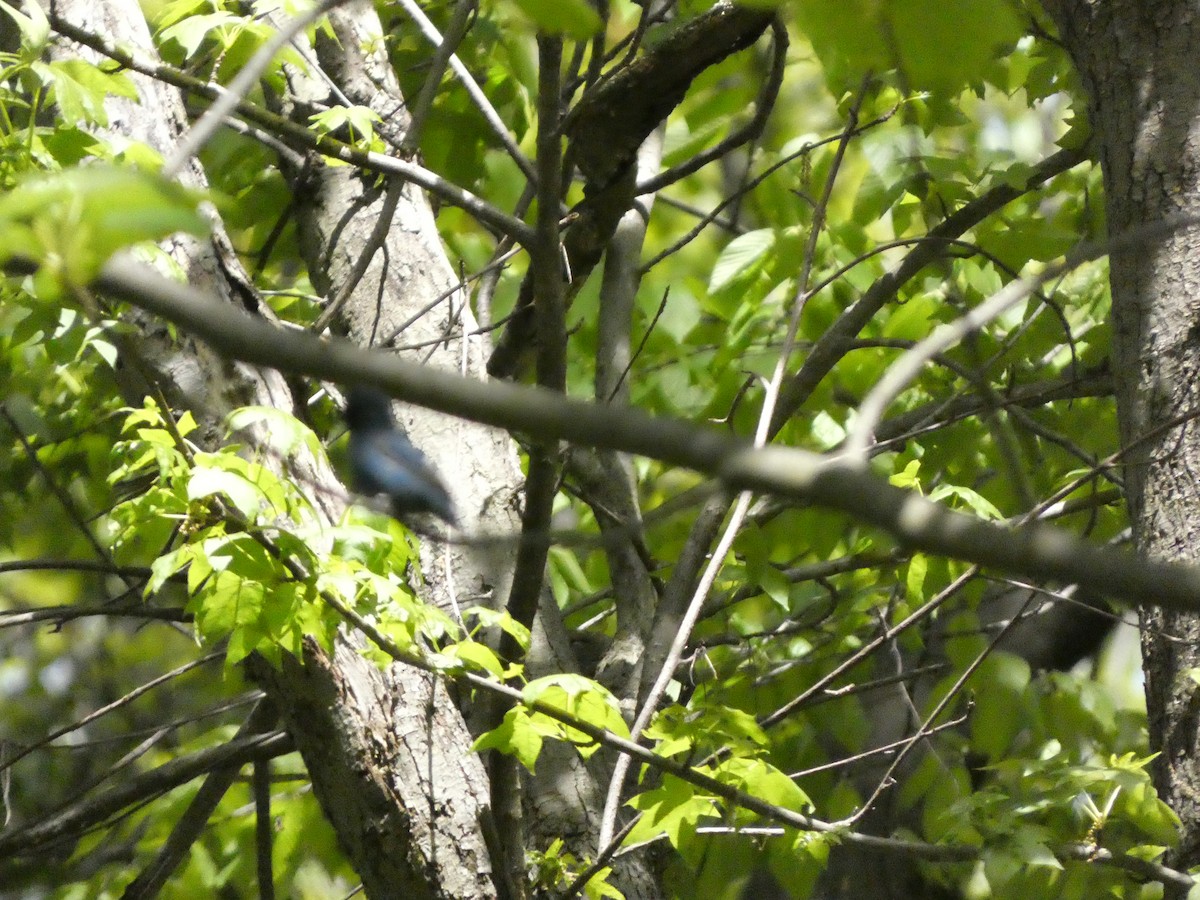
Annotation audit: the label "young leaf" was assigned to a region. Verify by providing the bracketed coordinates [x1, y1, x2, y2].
[626, 776, 717, 848]
[473, 706, 544, 772]
[0, 165, 208, 286]
[510, 0, 602, 38]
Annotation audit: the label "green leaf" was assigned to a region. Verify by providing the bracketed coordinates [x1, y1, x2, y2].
[928, 483, 1003, 520]
[584, 869, 623, 900]
[889, 459, 922, 491]
[225, 405, 322, 460]
[510, 0, 602, 38]
[795, 0, 1024, 95]
[473, 707, 544, 772]
[159, 11, 241, 59]
[188, 451, 298, 522]
[645, 704, 769, 759]
[308, 105, 383, 147]
[1013, 836, 1062, 872]
[0, 0, 49, 48]
[982, 847, 1022, 893]
[905, 553, 927, 605]
[881, 293, 940, 341]
[626, 775, 716, 848]
[757, 565, 790, 608]
[522, 675, 630, 759]
[706, 757, 812, 813]
[188, 465, 267, 519]
[464, 606, 532, 651]
[195, 565, 267, 641]
[708, 228, 776, 295]
[442, 639, 506, 678]
[146, 544, 195, 596]
[34, 60, 138, 127]
[0, 165, 208, 285]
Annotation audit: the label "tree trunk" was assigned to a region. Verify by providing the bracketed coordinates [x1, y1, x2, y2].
[48, 1, 503, 895]
[268, 5, 657, 894]
[1041, 0, 1200, 882]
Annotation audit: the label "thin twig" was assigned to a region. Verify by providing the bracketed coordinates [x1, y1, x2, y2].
[163, 0, 345, 177]
[0, 731, 291, 858]
[47, 14, 534, 244]
[636, 17, 787, 194]
[0, 652, 224, 778]
[640, 108, 897, 273]
[845, 214, 1200, 460]
[122, 702, 279, 899]
[401, 0, 477, 155]
[789, 714, 967, 779]
[597, 79, 871, 852]
[312, 178, 404, 334]
[606, 288, 670, 402]
[392, 0, 535, 179]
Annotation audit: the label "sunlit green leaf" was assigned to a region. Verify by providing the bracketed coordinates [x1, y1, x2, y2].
[0, 0, 49, 47]
[473, 707, 544, 772]
[509, 0, 602, 38]
[0, 165, 207, 286]
[626, 776, 716, 848]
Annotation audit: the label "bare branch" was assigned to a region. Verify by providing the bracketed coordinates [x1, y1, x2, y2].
[392, 0, 535, 179]
[75, 252, 1200, 613]
[771, 145, 1090, 432]
[0, 731, 291, 858]
[122, 702, 279, 899]
[46, 13, 534, 244]
[163, 0, 344, 177]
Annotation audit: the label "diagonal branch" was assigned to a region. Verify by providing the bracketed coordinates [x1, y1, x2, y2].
[46, 13, 534, 244]
[121, 701, 280, 899]
[0, 730, 291, 858]
[79, 252, 1200, 613]
[770, 144, 1090, 434]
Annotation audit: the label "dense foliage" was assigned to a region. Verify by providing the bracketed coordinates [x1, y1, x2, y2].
[0, 1, 1180, 897]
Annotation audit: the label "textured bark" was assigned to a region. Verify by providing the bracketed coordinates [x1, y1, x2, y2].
[546, 132, 669, 900]
[272, 2, 651, 894]
[487, 2, 773, 379]
[284, 9, 524, 616]
[45, 0, 326, 474]
[270, 5, 523, 896]
[577, 130, 666, 703]
[246, 647, 496, 900]
[563, 3, 772, 188]
[1041, 0, 1200, 881]
[48, 1, 503, 895]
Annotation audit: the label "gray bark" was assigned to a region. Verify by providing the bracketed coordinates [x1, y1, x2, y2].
[1041, 0, 1200, 885]
[279, 5, 523, 616]
[48, 1, 502, 895]
[271, 3, 636, 895]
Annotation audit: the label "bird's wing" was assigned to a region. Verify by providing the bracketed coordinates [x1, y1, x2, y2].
[349, 427, 456, 522]
[388, 432, 444, 478]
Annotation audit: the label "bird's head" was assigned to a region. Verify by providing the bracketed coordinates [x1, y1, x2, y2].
[344, 385, 396, 431]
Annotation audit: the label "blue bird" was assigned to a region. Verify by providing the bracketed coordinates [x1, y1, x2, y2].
[344, 385, 457, 525]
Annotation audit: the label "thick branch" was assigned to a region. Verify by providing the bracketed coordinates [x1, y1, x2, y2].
[770, 145, 1090, 433]
[87, 254, 1200, 612]
[0, 731, 291, 857]
[487, 2, 773, 378]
